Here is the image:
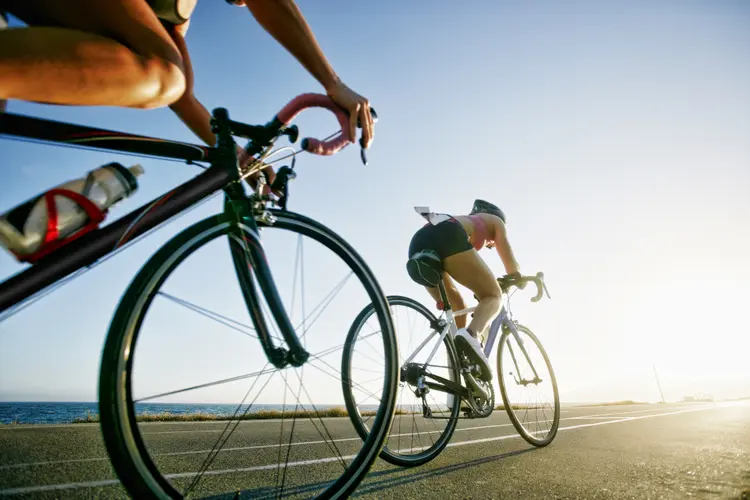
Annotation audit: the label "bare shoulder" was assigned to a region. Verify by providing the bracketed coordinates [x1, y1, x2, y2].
[457, 212, 504, 227]
[471, 213, 506, 240]
[452, 215, 475, 235]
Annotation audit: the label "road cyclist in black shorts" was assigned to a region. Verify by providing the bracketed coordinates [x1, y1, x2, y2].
[406, 199, 525, 379]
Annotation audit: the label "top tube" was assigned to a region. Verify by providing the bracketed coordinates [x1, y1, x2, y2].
[452, 306, 477, 318]
[0, 92, 372, 164]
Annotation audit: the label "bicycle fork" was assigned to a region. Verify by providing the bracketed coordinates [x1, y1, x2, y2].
[224, 187, 309, 369]
[503, 323, 542, 386]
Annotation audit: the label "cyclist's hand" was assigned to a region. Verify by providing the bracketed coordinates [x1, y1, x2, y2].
[510, 272, 528, 290]
[238, 146, 279, 196]
[326, 79, 374, 149]
[503, 272, 527, 290]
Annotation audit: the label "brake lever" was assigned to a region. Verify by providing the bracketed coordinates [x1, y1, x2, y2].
[360, 138, 368, 166]
[270, 165, 296, 211]
[357, 107, 378, 166]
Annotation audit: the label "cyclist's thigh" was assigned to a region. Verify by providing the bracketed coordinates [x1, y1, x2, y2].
[0, 0, 183, 67]
[442, 249, 501, 300]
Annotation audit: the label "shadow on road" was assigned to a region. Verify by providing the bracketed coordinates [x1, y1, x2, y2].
[351, 447, 537, 497]
[203, 447, 537, 499]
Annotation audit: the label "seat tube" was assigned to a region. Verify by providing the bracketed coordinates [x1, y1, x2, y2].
[438, 280, 451, 311]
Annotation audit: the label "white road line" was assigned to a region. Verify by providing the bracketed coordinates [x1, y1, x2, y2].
[391, 407, 720, 454]
[0, 455, 357, 497]
[0, 405, 711, 471]
[0, 457, 105, 471]
[568, 416, 637, 420]
[0, 479, 122, 496]
[0, 403, 737, 497]
[564, 405, 712, 419]
[444, 404, 731, 449]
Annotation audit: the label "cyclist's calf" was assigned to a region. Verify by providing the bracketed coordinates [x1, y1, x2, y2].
[467, 281, 502, 338]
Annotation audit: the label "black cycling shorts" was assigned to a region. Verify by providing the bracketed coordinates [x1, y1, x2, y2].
[408, 217, 472, 261]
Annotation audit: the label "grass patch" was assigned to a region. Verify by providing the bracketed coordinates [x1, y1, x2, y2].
[71, 407, 416, 424]
[494, 404, 550, 411]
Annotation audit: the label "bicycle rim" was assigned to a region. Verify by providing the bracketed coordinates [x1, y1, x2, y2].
[343, 295, 461, 467]
[98, 209, 398, 499]
[496, 324, 560, 447]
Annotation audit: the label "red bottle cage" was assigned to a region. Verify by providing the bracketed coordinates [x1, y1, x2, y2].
[18, 188, 106, 264]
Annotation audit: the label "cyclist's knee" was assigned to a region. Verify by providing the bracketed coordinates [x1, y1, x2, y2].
[133, 56, 186, 109]
[475, 279, 502, 302]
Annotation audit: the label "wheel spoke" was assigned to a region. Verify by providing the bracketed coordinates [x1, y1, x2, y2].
[185, 363, 277, 495]
[105, 211, 397, 499]
[157, 291, 258, 339]
[345, 297, 459, 466]
[133, 366, 279, 403]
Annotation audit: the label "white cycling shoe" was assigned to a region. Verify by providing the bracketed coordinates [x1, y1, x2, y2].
[454, 327, 493, 381]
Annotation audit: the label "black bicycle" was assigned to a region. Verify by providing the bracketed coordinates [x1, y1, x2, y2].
[0, 94, 399, 499]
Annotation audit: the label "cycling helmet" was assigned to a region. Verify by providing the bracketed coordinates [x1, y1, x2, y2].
[470, 199, 506, 223]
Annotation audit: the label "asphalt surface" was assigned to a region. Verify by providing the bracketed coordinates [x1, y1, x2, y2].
[0, 401, 748, 499]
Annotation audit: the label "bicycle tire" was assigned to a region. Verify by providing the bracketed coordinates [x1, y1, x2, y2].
[342, 295, 461, 467]
[496, 323, 560, 447]
[98, 209, 399, 499]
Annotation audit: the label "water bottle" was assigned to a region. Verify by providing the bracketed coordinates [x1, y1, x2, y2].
[0, 162, 145, 261]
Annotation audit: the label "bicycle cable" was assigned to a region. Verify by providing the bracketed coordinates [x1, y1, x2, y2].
[0, 129, 340, 323]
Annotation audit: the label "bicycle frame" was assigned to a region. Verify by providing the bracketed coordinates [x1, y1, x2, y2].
[0, 108, 308, 368]
[401, 282, 541, 397]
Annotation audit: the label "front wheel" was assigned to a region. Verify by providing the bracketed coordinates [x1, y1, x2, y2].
[98, 208, 399, 499]
[497, 323, 560, 447]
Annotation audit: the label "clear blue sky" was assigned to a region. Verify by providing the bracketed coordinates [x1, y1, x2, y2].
[1, 0, 748, 404]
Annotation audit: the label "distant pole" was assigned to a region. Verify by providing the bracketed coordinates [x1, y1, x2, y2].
[652, 364, 665, 403]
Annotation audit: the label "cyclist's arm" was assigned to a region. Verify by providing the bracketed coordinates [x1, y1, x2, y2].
[165, 25, 276, 190]
[165, 25, 219, 147]
[490, 217, 520, 276]
[235, 0, 374, 146]
[241, 0, 338, 91]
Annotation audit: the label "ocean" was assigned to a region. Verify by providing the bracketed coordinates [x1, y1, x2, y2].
[0, 402, 329, 425]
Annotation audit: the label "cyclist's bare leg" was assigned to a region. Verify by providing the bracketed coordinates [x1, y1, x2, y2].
[442, 249, 502, 337]
[0, 0, 186, 109]
[423, 273, 468, 328]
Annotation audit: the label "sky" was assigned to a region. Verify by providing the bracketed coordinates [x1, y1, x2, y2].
[0, 0, 749, 405]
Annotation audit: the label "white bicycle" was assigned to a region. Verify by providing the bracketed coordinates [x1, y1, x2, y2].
[341, 270, 560, 467]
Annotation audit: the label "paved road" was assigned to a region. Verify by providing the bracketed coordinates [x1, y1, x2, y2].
[0, 402, 748, 499]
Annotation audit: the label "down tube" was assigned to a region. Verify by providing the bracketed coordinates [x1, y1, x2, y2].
[235, 222, 308, 366]
[483, 309, 506, 357]
[0, 165, 233, 314]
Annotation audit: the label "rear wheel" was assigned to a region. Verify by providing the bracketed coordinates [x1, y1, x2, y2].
[343, 295, 461, 467]
[98, 209, 399, 499]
